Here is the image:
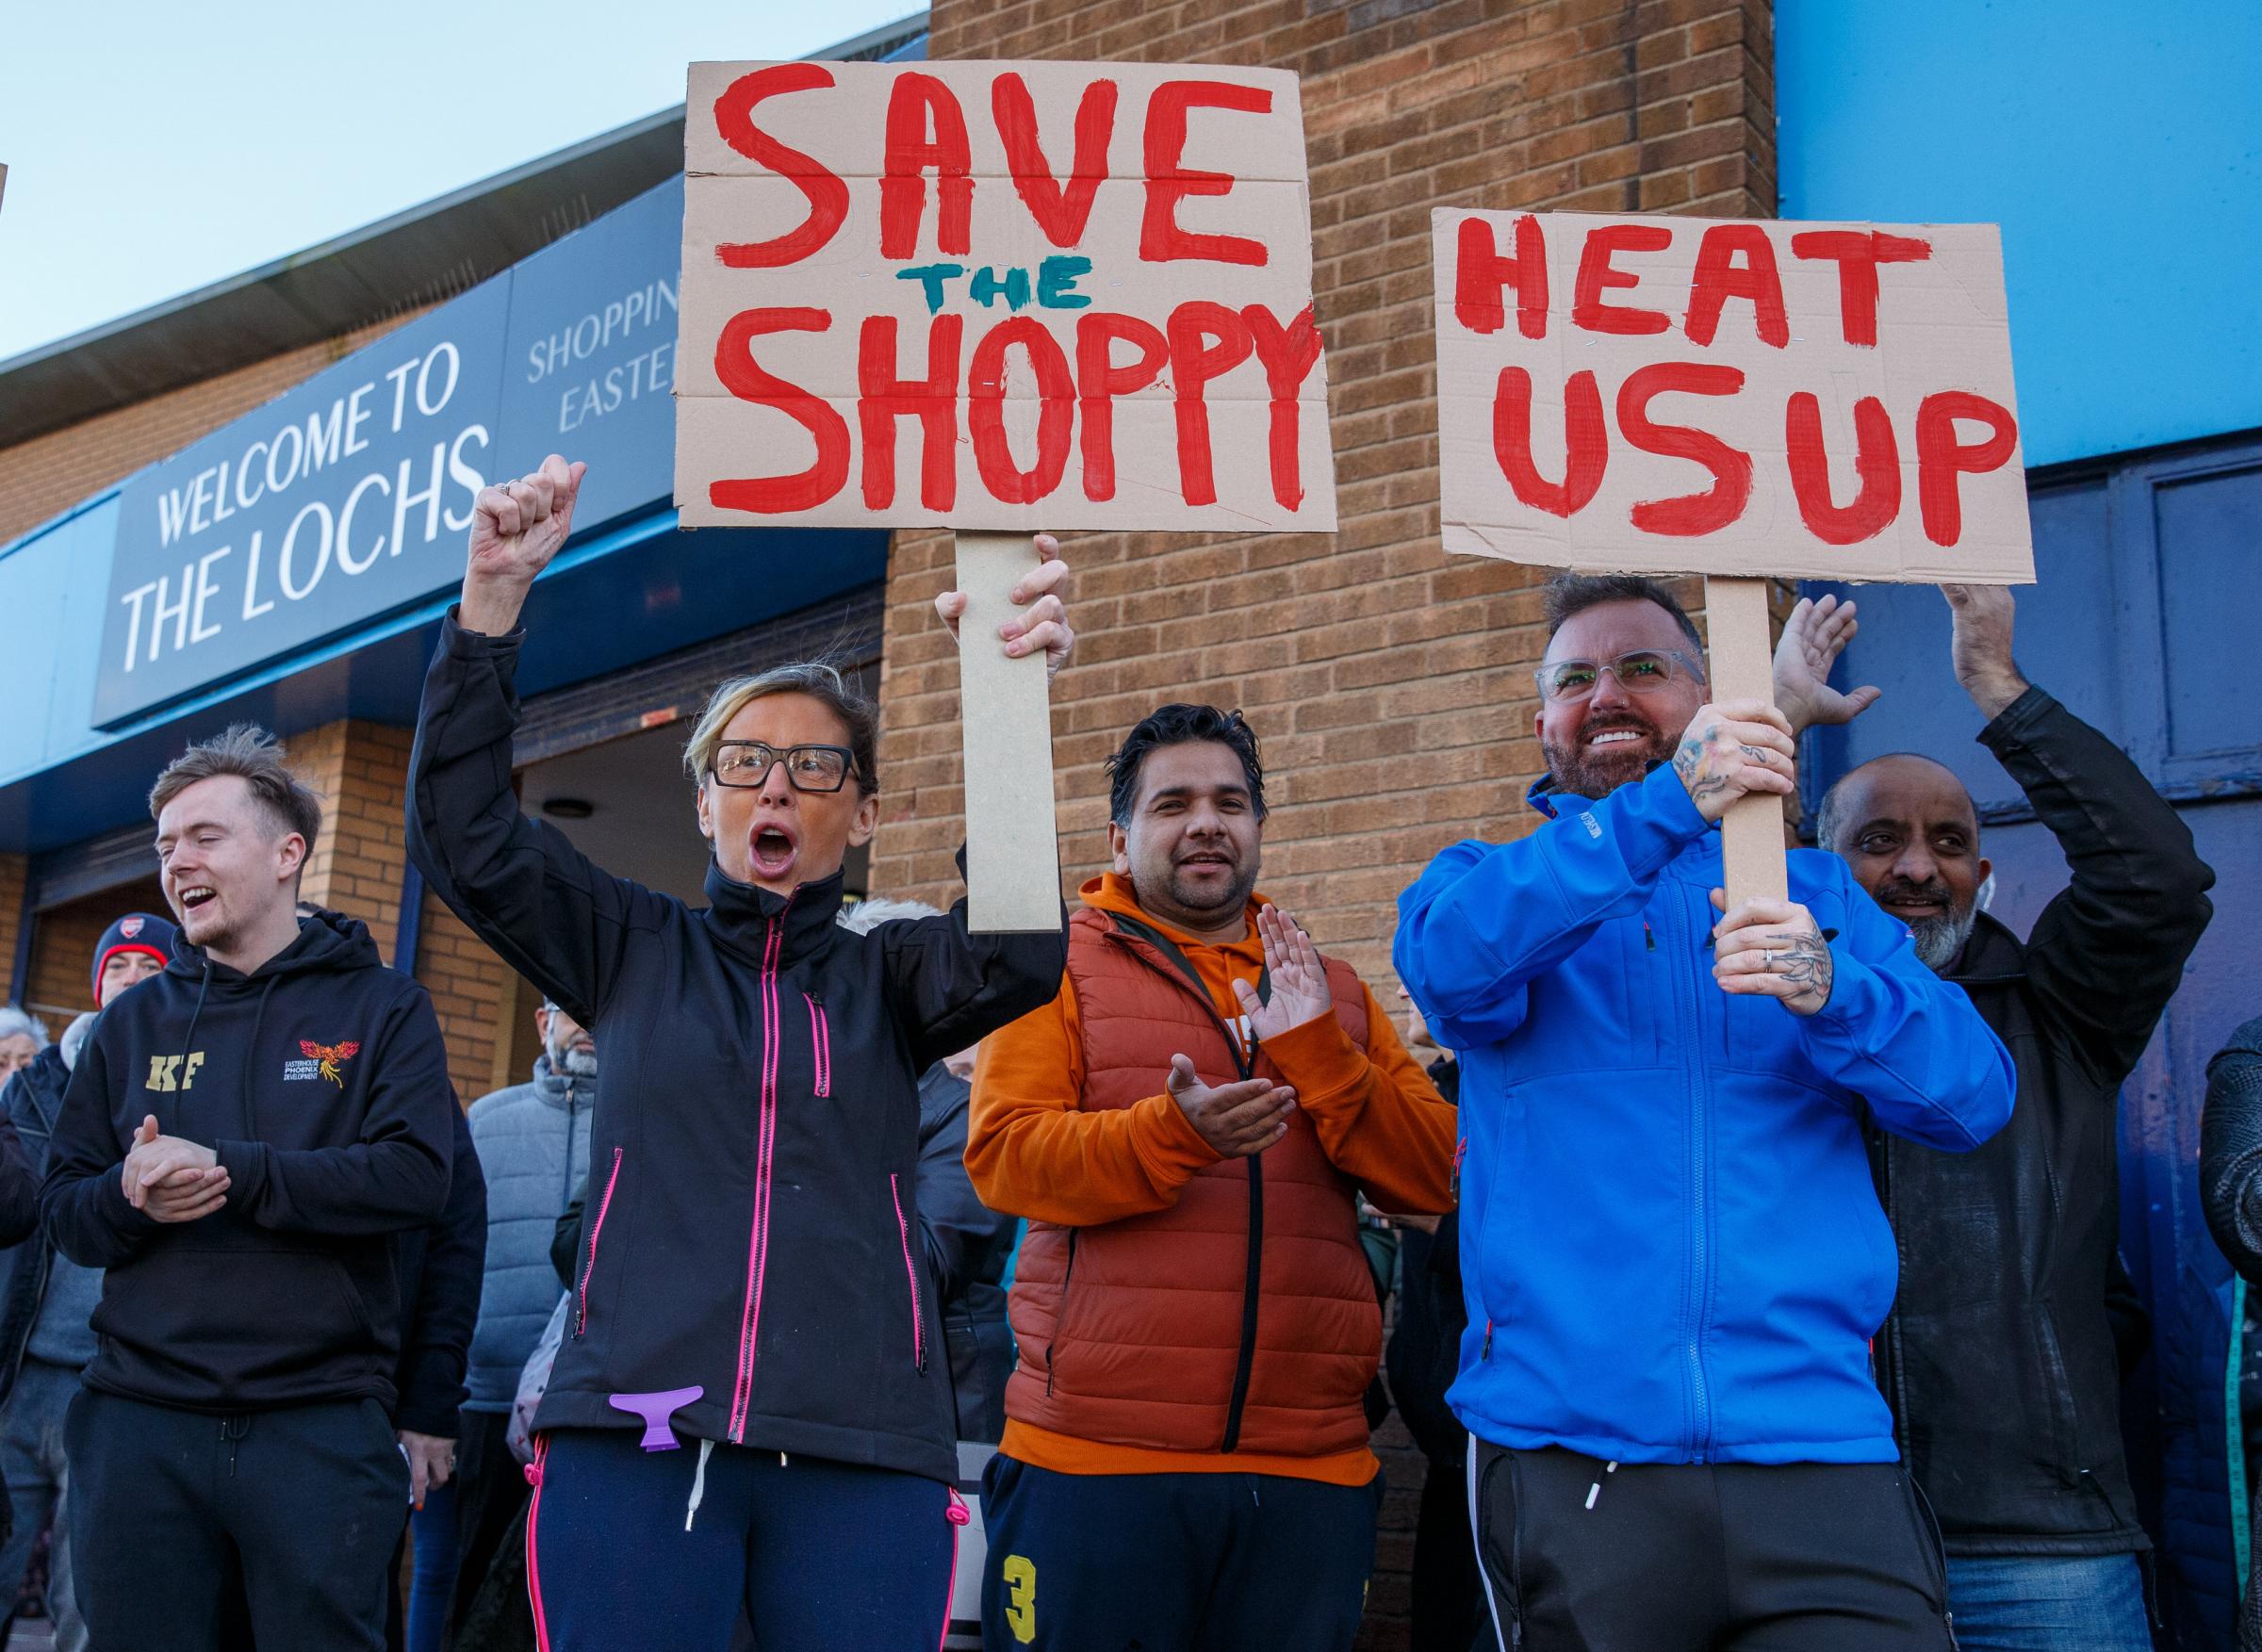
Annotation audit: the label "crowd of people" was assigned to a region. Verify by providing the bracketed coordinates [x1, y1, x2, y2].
[0, 450, 2237, 1652]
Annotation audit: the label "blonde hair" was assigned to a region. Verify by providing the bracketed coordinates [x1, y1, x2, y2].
[681, 662, 878, 795]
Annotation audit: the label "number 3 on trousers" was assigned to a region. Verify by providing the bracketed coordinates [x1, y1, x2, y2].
[1001, 1554, 1037, 1644]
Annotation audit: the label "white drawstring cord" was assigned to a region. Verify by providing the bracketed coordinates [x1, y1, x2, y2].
[685, 1438, 714, 1531]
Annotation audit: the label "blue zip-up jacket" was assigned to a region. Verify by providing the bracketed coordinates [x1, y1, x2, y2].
[1394, 761, 2015, 1466]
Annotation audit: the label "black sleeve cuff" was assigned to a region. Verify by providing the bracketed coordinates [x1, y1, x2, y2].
[1975, 682, 2058, 751]
[442, 606, 526, 655]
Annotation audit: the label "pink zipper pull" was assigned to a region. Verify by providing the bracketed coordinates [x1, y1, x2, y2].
[945, 1486, 972, 1527]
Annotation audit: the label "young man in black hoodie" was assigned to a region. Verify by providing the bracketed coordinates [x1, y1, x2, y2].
[41, 726, 456, 1652]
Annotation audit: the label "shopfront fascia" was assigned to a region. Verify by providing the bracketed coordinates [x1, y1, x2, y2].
[0, 174, 890, 1022]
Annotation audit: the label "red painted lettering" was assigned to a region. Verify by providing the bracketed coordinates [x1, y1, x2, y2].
[968, 319, 1075, 504]
[855, 316, 962, 513]
[1572, 223, 1674, 336]
[1915, 391, 2019, 547]
[1454, 214, 1549, 339]
[1243, 303, 1324, 512]
[711, 66, 849, 269]
[1789, 230, 1933, 348]
[1489, 368, 1607, 518]
[1786, 392, 1899, 545]
[1074, 314, 1170, 502]
[1140, 81, 1272, 267]
[880, 74, 974, 260]
[993, 73, 1117, 249]
[708, 308, 849, 513]
[1165, 302, 1254, 506]
[1615, 362, 1751, 536]
[1682, 223, 1789, 349]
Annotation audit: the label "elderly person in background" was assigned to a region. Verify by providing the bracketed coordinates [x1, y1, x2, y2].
[0, 1013, 43, 1087]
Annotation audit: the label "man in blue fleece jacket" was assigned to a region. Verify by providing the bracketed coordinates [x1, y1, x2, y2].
[1396, 573, 2014, 1652]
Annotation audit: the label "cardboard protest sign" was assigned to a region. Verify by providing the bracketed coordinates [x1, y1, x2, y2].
[675, 60, 1335, 534]
[1431, 210, 2032, 584]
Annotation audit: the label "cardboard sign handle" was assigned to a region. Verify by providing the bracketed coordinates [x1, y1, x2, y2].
[1704, 576, 1790, 911]
[954, 532, 1064, 934]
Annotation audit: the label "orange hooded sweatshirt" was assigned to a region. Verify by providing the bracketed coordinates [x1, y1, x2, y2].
[968, 874, 1455, 1485]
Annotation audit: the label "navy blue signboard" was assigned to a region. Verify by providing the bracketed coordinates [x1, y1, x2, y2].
[494, 177, 685, 535]
[94, 178, 686, 727]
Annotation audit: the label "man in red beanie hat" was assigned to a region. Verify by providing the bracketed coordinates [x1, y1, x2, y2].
[0, 909, 173, 1649]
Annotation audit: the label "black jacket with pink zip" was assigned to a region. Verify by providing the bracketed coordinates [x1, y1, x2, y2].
[405, 612, 1064, 1481]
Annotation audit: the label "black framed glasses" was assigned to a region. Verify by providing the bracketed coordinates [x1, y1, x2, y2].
[1534, 649, 1703, 704]
[709, 742, 858, 793]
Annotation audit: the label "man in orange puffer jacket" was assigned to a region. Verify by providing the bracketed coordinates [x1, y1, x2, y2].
[968, 703, 1455, 1652]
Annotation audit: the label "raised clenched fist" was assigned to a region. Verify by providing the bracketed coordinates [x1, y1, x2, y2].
[460, 454, 586, 635]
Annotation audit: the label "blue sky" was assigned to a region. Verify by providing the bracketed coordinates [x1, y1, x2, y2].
[0, 0, 923, 360]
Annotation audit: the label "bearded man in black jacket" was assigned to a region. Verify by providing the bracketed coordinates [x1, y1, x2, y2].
[41, 727, 455, 1652]
[1813, 584, 2216, 1651]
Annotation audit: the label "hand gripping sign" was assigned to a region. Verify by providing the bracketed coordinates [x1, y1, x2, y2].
[1431, 209, 2033, 906]
[677, 61, 1334, 928]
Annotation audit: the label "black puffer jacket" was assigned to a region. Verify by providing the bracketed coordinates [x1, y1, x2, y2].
[1870, 688, 2214, 1555]
[406, 612, 1063, 1481]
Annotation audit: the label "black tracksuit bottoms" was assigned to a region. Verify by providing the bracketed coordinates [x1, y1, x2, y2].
[978, 1451, 1382, 1652]
[67, 1387, 408, 1652]
[1470, 1438, 1956, 1651]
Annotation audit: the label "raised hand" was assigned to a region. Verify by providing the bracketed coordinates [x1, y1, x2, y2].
[1165, 1054, 1294, 1158]
[1942, 583, 2028, 719]
[1711, 892, 1833, 1016]
[936, 533, 1075, 680]
[460, 455, 588, 635]
[1773, 595, 1881, 735]
[1669, 700, 1797, 824]
[1233, 905, 1331, 1043]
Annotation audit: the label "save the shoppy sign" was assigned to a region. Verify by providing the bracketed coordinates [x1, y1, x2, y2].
[676, 60, 1336, 533]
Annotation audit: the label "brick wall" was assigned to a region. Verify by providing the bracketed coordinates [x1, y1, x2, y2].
[0, 853, 22, 1013]
[282, 716, 516, 1105]
[873, 5, 1776, 1646]
[290, 719, 417, 964]
[0, 311, 421, 547]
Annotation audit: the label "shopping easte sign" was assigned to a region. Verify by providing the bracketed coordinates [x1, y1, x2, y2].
[1431, 210, 2034, 582]
[673, 59, 1336, 533]
[93, 178, 689, 728]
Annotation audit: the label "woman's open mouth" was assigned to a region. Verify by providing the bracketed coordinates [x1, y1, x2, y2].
[748, 825, 799, 880]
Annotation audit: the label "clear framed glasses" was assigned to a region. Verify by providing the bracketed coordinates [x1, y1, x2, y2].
[709, 742, 857, 793]
[1534, 649, 1702, 704]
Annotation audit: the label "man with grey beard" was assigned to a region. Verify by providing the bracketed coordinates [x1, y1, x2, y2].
[1813, 583, 2216, 1651]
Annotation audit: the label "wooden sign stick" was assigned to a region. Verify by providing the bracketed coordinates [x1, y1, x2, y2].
[1704, 575, 1789, 910]
[954, 532, 1063, 934]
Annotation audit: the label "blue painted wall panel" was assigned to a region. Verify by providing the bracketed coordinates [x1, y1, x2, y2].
[1777, 0, 2262, 466]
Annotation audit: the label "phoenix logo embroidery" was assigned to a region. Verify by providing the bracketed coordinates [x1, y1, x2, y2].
[298, 1040, 361, 1086]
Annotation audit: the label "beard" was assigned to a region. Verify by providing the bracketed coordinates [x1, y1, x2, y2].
[1877, 876, 1978, 973]
[1160, 857, 1258, 920]
[1542, 712, 1671, 800]
[551, 1045, 598, 1079]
